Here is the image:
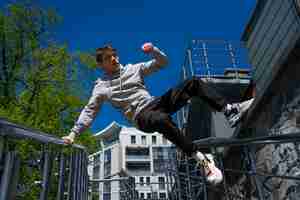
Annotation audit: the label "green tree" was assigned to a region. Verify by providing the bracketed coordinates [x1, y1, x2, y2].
[0, 1, 98, 199]
[0, 1, 97, 149]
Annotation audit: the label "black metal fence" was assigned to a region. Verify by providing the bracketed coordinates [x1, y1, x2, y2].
[0, 118, 89, 200]
[167, 132, 300, 200]
[89, 177, 138, 200]
[2, 117, 300, 200]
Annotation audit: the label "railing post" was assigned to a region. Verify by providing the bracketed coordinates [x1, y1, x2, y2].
[201, 165, 208, 200]
[83, 152, 89, 200]
[77, 151, 82, 200]
[0, 136, 4, 163]
[56, 153, 66, 200]
[175, 156, 183, 200]
[39, 151, 54, 200]
[79, 151, 83, 200]
[245, 146, 265, 200]
[67, 152, 75, 200]
[165, 161, 171, 199]
[73, 150, 80, 200]
[0, 151, 21, 200]
[184, 156, 192, 199]
[215, 147, 230, 200]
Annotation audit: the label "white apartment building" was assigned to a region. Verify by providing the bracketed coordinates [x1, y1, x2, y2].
[88, 121, 176, 200]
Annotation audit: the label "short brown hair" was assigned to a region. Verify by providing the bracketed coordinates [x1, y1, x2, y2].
[96, 44, 116, 64]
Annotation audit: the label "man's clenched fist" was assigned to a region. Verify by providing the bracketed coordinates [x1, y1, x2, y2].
[142, 42, 154, 53]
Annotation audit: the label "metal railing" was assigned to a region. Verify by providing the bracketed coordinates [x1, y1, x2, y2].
[165, 132, 300, 200]
[0, 118, 89, 200]
[85, 132, 300, 200]
[4, 116, 300, 200]
[89, 177, 138, 200]
[182, 39, 252, 80]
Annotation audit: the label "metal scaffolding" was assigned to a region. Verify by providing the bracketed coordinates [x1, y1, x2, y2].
[183, 39, 251, 79]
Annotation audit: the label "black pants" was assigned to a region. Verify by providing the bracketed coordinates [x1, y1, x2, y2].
[136, 77, 228, 156]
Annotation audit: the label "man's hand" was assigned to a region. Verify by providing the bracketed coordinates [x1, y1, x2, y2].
[62, 132, 76, 144]
[142, 42, 154, 54]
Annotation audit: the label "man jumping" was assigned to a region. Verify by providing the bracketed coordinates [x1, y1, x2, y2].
[62, 42, 254, 185]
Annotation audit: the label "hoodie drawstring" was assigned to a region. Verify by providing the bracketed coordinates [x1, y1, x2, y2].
[119, 65, 122, 91]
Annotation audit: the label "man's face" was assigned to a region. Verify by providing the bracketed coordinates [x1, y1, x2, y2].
[99, 51, 120, 74]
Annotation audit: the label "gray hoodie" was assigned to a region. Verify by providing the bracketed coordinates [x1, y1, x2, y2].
[71, 46, 168, 135]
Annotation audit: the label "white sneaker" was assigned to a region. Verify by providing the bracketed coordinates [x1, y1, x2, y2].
[194, 152, 223, 185]
[224, 98, 254, 127]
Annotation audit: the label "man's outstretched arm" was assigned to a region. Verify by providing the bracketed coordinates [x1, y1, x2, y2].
[62, 83, 105, 144]
[139, 42, 169, 76]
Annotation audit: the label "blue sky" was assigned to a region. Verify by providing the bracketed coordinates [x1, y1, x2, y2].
[3, 0, 257, 133]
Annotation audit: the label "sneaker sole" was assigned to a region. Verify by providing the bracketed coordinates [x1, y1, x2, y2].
[229, 98, 254, 127]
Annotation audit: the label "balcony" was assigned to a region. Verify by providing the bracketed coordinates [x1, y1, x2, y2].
[126, 147, 150, 160]
[126, 161, 151, 175]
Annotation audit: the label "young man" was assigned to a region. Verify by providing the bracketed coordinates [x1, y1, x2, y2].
[62, 43, 254, 185]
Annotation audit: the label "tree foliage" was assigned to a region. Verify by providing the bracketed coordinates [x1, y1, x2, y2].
[0, 1, 98, 198]
[0, 0, 97, 147]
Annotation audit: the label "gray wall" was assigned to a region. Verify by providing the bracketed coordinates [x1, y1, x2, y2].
[224, 40, 300, 200]
[245, 0, 300, 96]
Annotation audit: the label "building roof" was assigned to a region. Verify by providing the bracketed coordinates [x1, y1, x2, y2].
[94, 121, 122, 140]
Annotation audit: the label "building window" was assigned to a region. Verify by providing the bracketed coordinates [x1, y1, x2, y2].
[126, 161, 151, 173]
[141, 135, 147, 145]
[140, 193, 145, 199]
[140, 177, 144, 186]
[158, 177, 165, 190]
[152, 135, 157, 145]
[126, 147, 150, 159]
[93, 166, 100, 179]
[103, 181, 111, 200]
[296, 111, 300, 127]
[131, 135, 136, 144]
[104, 149, 111, 177]
[153, 192, 158, 199]
[153, 147, 165, 172]
[147, 193, 151, 199]
[162, 136, 168, 144]
[146, 176, 150, 185]
[153, 147, 176, 173]
[159, 192, 167, 199]
[94, 154, 101, 166]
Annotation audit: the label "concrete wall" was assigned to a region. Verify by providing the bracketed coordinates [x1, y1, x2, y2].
[227, 1, 300, 198]
[223, 46, 300, 200]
